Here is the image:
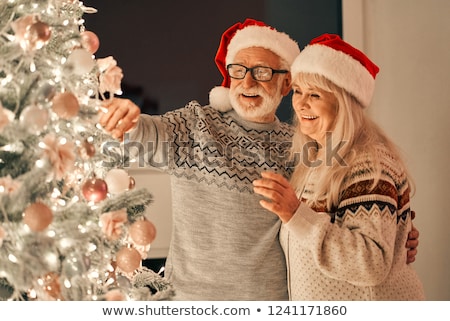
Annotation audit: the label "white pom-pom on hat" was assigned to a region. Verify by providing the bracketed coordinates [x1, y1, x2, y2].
[209, 86, 232, 112]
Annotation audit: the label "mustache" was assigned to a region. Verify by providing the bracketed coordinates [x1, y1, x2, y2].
[233, 84, 264, 96]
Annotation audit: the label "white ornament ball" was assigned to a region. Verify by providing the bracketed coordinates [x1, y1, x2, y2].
[104, 169, 130, 194]
[66, 48, 95, 75]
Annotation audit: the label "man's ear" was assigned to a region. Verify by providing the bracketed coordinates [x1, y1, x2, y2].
[281, 72, 292, 96]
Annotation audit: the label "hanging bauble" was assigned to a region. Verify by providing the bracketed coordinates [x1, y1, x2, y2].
[129, 219, 157, 246]
[10, 14, 36, 50]
[65, 48, 95, 75]
[115, 247, 141, 273]
[51, 92, 80, 119]
[81, 177, 108, 203]
[23, 201, 53, 232]
[80, 30, 100, 54]
[104, 168, 130, 194]
[19, 104, 49, 134]
[26, 20, 52, 50]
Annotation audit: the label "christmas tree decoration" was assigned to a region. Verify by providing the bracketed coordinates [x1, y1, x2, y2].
[104, 168, 130, 194]
[51, 92, 80, 119]
[81, 176, 108, 203]
[99, 208, 127, 241]
[116, 246, 142, 274]
[80, 30, 100, 54]
[22, 201, 53, 232]
[19, 104, 49, 134]
[0, 0, 172, 301]
[129, 218, 157, 246]
[65, 48, 96, 76]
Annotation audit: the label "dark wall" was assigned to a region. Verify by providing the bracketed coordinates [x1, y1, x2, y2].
[84, 0, 341, 122]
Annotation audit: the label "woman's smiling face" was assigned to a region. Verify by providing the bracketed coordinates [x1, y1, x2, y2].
[291, 82, 338, 145]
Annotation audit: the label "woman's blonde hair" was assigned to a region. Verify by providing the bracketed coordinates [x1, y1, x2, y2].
[289, 73, 414, 210]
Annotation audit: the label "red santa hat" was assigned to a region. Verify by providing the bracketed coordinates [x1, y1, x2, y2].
[209, 18, 300, 112]
[291, 33, 379, 108]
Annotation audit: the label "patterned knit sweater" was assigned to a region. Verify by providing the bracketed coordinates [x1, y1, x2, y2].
[129, 101, 294, 300]
[280, 146, 425, 300]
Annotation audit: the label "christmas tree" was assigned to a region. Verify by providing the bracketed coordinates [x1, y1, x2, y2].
[0, 0, 173, 301]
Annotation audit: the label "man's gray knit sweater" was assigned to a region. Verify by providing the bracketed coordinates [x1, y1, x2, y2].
[128, 101, 294, 300]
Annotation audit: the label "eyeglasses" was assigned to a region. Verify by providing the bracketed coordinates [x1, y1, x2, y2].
[226, 64, 288, 82]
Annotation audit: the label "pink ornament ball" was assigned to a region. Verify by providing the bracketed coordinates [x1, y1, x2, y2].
[129, 219, 156, 246]
[116, 247, 141, 273]
[80, 30, 100, 54]
[23, 202, 53, 232]
[82, 177, 108, 203]
[51, 92, 80, 119]
[28, 21, 52, 49]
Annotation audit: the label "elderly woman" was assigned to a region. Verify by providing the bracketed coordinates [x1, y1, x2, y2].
[253, 34, 425, 300]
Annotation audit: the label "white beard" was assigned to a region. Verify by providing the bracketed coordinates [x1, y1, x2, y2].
[229, 83, 284, 122]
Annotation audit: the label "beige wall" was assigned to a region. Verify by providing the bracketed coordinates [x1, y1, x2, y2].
[343, 0, 450, 300]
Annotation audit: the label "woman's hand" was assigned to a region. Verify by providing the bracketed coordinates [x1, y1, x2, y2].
[99, 97, 141, 141]
[253, 171, 300, 223]
[406, 211, 419, 264]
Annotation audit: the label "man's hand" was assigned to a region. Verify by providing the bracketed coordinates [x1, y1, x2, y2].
[406, 210, 419, 264]
[99, 97, 141, 141]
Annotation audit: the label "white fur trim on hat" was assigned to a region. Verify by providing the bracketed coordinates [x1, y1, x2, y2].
[209, 86, 232, 112]
[226, 25, 300, 66]
[291, 44, 375, 108]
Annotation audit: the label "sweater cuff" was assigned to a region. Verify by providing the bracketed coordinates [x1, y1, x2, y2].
[126, 116, 144, 141]
[284, 202, 330, 240]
